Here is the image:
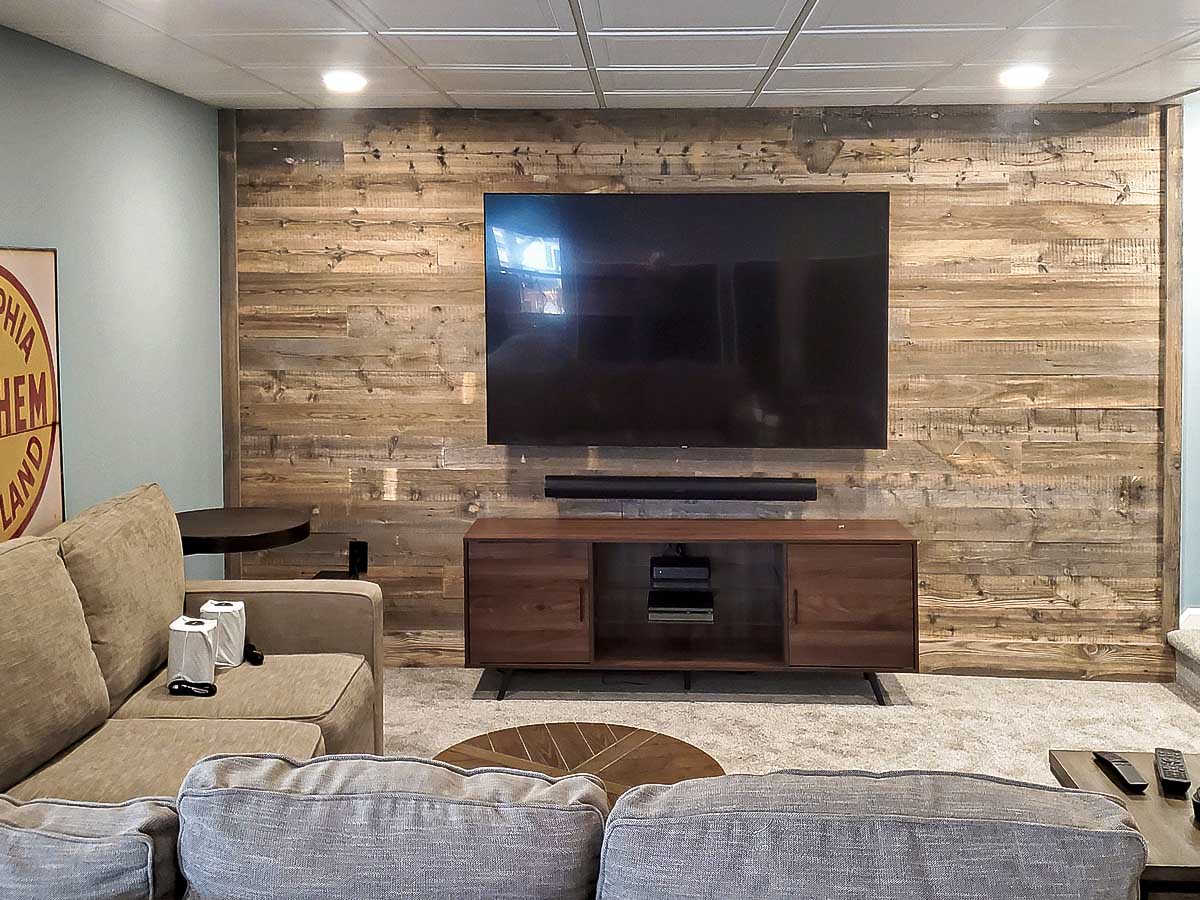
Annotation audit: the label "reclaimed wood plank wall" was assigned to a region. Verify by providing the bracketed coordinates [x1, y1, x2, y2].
[232, 104, 1178, 680]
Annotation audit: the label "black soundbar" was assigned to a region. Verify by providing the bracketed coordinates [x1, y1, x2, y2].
[544, 475, 817, 502]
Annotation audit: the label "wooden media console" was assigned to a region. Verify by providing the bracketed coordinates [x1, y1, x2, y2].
[463, 518, 918, 701]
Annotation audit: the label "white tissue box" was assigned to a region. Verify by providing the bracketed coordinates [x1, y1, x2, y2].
[199, 598, 246, 667]
[168, 615, 217, 685]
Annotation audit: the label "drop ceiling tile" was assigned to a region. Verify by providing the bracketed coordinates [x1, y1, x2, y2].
[299, 91, 455, 107]
[579, 0, 807, 30]
[1055, 54, 1200, 101]
[1052, 84, 1164, 101]
[755, 89, 911, 106]
[805, 0, 1054, 30]
[105, 0, 362, 34]
[977, 26, 1193, 74]
[29, 31, 284, 92]
[186, 33, 399, 67]
[1026, 0, 1200, 28]
[598, 67, 765, 90]
[193, 93, 310, 108]
[607, 91, 754, 107]
[423, 66, 595, 91]
[769, 65, 939, 90]
[380, 33, 586, 67]
[355, 0, 575, 30]
[930, 63, 1094, 90]
[0, 0, 155, 36]
[902, 86, 1060, 103]
[590, 32, 786, 68]
[783, 30, 1000, 66]
[449, 91, 599, 107]
[244, 66, 432, 93]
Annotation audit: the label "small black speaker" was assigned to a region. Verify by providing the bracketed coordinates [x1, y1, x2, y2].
[544, 475, 817, 502]
[348, 540, 369, 578]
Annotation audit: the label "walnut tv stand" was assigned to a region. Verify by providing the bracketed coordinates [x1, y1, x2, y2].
[463, 518, 918, 703]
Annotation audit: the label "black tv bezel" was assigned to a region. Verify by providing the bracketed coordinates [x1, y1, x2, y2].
[482, 190, 890, 451]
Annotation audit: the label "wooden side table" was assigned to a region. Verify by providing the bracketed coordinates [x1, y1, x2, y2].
[176, 507, 311, 556]
[1050, 749, 1200, 898]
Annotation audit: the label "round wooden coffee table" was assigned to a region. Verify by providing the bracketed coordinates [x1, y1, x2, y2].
[435, 722, 724, 804]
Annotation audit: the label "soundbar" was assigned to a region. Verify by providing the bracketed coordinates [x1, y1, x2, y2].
[544, 475, 817, 502]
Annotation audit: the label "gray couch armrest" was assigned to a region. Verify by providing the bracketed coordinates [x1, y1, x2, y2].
[184, 580, 384, 752]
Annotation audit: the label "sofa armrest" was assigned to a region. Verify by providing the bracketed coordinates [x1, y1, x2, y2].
[184, 579, 385, 752]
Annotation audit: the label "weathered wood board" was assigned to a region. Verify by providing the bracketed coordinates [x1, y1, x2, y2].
[232, 105, 1177, 681]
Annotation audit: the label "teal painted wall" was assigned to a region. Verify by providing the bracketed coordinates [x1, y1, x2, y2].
[0, 27, 222, 577]
[1184, 95, 1199, 612]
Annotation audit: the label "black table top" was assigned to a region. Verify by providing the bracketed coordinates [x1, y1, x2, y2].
[176, 507, 311, 555]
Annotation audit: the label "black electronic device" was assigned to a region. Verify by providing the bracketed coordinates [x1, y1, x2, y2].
[648, 547, 713, 624]
[1093, 751, 1149, 793]
[485, 192, 890, 449]
[1192, 787, 1200, 822]
[545, 475, 818, 502]
[168, 679, 217, 697]
[651, 554, 710, 583]
[244, 641, 265, 666]
[1154, 747, 1191, 794]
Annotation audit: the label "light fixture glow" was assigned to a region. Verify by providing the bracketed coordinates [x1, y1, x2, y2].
[998, 64, 1049, 90]
[323, 70, 368, 93]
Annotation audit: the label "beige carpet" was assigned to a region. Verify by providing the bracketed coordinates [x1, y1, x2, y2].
[383, 667, 1200, 785]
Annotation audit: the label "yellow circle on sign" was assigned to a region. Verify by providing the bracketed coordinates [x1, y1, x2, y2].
[0, 265, 58, 541]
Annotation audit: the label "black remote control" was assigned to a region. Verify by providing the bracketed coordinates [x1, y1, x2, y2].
[1093, 751, 1149, 793]
[1155, 748, 1191, 794]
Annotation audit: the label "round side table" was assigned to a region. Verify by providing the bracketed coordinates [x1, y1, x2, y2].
[176, 507, 311, 556]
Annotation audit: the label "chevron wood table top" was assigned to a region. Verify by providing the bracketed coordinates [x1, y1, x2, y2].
[435, 722, 724, 805]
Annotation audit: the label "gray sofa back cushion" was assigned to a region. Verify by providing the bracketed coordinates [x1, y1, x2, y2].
[0, 794, 178, 900]
[178, 754, 609, 900]
[598, 770, 1147, 900]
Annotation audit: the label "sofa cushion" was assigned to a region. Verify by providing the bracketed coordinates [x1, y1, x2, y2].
[114, 653, 374, 754]
[8, 719, 324, 804]
[52, 484, 185, 712]
[0, 535, 109, 791]
[598, 770, 1147, 900]
[178, 755, 609, 900]
[0, 794, 178, 900]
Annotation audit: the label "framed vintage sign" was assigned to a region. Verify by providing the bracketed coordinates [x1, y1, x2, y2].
[0, 248, 62, 540]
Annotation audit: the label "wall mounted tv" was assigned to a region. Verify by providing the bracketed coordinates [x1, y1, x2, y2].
[484, 191, 889, 449]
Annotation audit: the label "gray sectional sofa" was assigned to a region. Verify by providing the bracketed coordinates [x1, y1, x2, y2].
[0, 483, 382, 803]
[1, 756, 1146, 900]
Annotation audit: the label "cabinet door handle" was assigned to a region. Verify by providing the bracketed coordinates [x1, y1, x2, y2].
[578, 584, 586, 622]
[792, 589, 799, 625]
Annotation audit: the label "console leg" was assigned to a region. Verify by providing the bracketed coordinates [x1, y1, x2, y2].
[496, 668, 514, 701]
[864, 672, 887, 706]
[683, 671, 692, 691]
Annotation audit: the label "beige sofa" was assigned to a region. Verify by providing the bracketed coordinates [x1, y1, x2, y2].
[0, 484, 383, 803]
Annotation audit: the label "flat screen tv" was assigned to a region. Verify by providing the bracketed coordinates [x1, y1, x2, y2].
[484, 191, 889, 449]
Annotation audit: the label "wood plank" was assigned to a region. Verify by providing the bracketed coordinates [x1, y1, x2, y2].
[920, 639, 1174, 681]
[1161, 104, 1183, 634]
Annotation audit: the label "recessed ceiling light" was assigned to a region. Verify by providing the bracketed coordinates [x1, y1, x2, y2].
[323, 70, 368, 93]
[998, 64, 1049, 90]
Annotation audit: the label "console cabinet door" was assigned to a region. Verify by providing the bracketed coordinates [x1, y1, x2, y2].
[786, 543, 916, 670]
[466, 541, 592, 666]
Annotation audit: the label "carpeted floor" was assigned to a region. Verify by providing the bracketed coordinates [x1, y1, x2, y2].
[383, 667, 1200, 785]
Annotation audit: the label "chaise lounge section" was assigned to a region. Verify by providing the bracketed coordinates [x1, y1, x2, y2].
[0, 484, 382, 804]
